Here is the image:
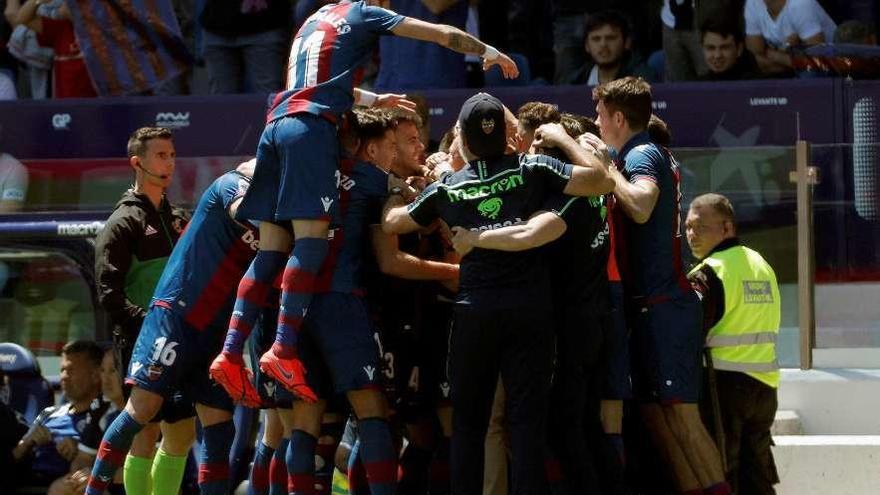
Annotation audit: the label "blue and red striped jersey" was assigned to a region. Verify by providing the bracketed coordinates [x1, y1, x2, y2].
[267, 1, 404, 123]
[151, 170, 260, 331]
[616, 132, 692, 301]
[315, 156, 389, 294]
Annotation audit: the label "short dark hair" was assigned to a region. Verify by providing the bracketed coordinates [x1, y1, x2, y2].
[691, 193, 736, 225]
[127, 127, 173, 158]
[353, 108, 396, 143]
[389, 108, 424, 129]
[585, 10, 631, 40]
[700, 18, 744, 44]
[561, 112, 599, 137]
[61, 340, 104, 368]
[516, 101, 561, 132]
[647, 114, 672, 147]
[592, 76, 652, 132]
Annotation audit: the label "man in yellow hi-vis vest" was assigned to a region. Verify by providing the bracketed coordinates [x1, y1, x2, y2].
[685, 193, 781, 495]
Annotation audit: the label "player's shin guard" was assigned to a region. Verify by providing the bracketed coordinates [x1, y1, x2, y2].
[315, 420, 343, 495]
[287, 429, 317, 494]
[428, 436, 451, 495]
[358, 418, 397, 495]
[398, 443, 432, 493]
[248, 441, 275, 495]
[269, 437, 290, 495]
[224, 250, 288, 356]
[151, 448, 188, 495]
[198, 420, 235, 495]
[274, 238, 328, 357]
[347, 439, 370, 495]
[86, 411, 144, 495]
[123, 455, 153, 495]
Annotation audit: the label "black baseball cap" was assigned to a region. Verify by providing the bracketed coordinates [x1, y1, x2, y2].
[458, 92, 506, 159]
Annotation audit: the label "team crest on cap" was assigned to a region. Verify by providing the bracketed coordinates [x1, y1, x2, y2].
[481, 118, 495, 134]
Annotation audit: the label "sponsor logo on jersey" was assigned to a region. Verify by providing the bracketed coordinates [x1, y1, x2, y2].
[446, 173, 524, 203]
[477, 197, 503, 219]
[241, 229, 260, 250]
[147, 364, 164, 381]
[468, 217, 524, 232]
[591, 222, 609, 250]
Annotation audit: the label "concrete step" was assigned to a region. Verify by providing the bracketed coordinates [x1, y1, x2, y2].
[772, 410, 804, 435]
[774, 435, 880, 495]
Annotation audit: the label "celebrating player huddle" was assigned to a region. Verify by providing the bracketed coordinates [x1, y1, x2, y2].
[85, 1, 733, 495]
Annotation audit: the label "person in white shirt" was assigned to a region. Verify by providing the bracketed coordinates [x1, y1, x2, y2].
[0, 153, 28, 212]
[744, 0, 837, 75]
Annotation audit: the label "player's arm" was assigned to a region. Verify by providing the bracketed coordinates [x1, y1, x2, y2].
[450, 211, 566, 256]
[608, 167, 659, 225]
[532, 124, 615, 197]
[13, 0, 42, 32]
[353, 88, 418, 113]
[370, 226, 459, 280]
[95, 216, 148, 331]
[689, 264, 725, 334]
[390, 17, 518, 78]
[381, 194, 424, 234]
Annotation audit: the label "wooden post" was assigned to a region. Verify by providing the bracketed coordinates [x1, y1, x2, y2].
[792, 140, 818, 370]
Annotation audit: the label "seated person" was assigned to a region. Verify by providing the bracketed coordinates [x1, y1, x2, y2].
[834, 20, 877, 45]
[574, 10, 657, 86]
[744, 0, 836, 75]
[11, 340, 110, 489]
[0, 370, 30, 490]
[701, 19, 760, 80]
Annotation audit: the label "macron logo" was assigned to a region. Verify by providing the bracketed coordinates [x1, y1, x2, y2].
[321, 197, 334, 212]
[264, 382, 276, 397]
[363, 366, 375, 381]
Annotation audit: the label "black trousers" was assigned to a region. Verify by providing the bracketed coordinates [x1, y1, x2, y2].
[449, 304, 555, 495]
[703, 370, 780, 495]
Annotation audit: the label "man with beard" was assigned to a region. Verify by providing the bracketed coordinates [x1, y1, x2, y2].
[575, 10, 657, 86]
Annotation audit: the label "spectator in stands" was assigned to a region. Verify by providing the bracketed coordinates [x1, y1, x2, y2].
[199, 0, 291, 94]
[744, 0, 837, 76]
[15, 0, 96, 98]
[376, 0, 468, 90]
[4, 0, 58, 99]
[834, 20, 877, 45]
[661, 0, 743, 81]
[0, 152, 28, 212]
[551, 0, 589, 84]
[0, 6, 16, 100]
[700, 18, 760, 80]
[11, 340, 108, 489]
[0, 370, 30, 490]
[575, 10, 657, 86]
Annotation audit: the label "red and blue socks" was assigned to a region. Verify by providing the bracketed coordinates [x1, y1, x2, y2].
[86, 411, 144, 495]
[198, 420, 235, 495]
[358, 417, 397, 495]
[398, 443, 432, 493]
[428, 436, 451, 495]
[269, 437, 289, 495]
[248, 441, 274, 495]
[287, 430, 317, 494]
[224, 250, 288, 357]
[274, 238, 328, 357]
[347, 439, 370, 495]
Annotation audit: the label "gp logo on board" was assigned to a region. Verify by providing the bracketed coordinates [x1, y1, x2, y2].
[478, 197, 503, 219]
[743, 281, 774, 304]
[155, 111, 190, 129]
[52, 113, 72, 130]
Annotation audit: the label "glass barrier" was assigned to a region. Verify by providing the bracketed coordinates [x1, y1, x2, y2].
[811, 142, 880, 349]
[673, 145, 801, 367]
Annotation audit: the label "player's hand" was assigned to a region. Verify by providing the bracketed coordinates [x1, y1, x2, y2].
[532, 122, 569, 149]
[450, 226, 478, 256]
[374, 93, 418, 113]
[56, 437, 78, 461]
[483, 51, 519, 79]
[425, 151, 450, 171]
[388, 174, 419, 201]
[578, 132, 613, 167]
[25, 424, 52, 447]
[66, 468, 90, 493]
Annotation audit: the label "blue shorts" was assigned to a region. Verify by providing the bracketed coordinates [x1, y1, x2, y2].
[300, 293, 381, 395]
[128, 305, 234, 413]
[603, 283, 632, 400]
[630, 293, 703, 404]
[236, 113, 340, 223]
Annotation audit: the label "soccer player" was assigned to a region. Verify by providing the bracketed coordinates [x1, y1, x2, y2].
[212, 0, 519, 403]
[383, 92, 613, 495]
[94, 127, 192, 495]
[85, 160, 261, 495]
[596, 76, 730, 494]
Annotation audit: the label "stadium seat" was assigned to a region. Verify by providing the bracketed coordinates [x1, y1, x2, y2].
[648, 50, 665, 82]
[0, 342, 53, 424]
[483, 52, 531, 87]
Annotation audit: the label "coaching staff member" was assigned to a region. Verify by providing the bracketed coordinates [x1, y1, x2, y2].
[383, 92, 613, 495]
[687, 193, 781, 495]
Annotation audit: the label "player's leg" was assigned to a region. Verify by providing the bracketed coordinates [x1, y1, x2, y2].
[85, 387, 164, 495]
[315, 412, 346, 495]
[249, 409, 282, 495]
[261, 115, 340, 393]
[125, 423, 159, 495]
[288, 399, 327, 494]
[151, 416, 196, 495]
[347, 390, 396, 495]
[271, 408, 295, 495]
[213, 122, 291, 399]
[195, 403, 236, 495]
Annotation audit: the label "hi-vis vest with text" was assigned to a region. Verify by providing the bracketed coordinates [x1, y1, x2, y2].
[691, 245, 781, 388]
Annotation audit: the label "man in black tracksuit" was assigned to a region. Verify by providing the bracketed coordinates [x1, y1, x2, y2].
[382, 92, 614, 495]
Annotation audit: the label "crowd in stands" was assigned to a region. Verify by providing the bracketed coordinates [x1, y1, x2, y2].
[0, 0, 878, 100]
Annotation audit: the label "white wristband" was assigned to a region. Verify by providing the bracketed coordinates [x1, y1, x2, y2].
[358, 90, 378, 107]
[482, 44, 499, 61]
